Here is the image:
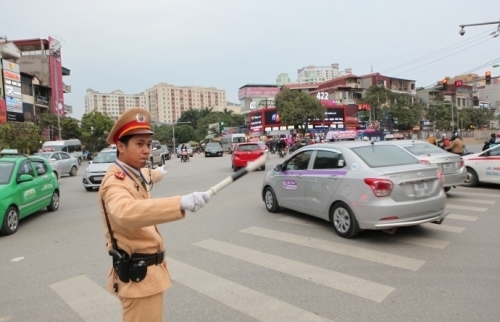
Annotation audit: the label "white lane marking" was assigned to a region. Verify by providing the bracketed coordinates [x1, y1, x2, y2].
[446, 204, 488, 212]
[380, 235, 450, 249]
[277, 216, 450, 249]
[277, 216, 326, 228]
[422, 223, 465, 233]
[193, 239, 395, 303]
[447, 214, 479, 222]
[450, 190, 499, 198]
[10, 257, 24, 262]
[50, 275, 121, 322]
[447, 198, 495, 205]
[241, 226, 425, 271]
[168, 258, 333, 322]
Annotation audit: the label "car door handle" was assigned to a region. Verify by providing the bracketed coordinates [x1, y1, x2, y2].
[295, 175, 303, 178]
[328, 175, 338, 180]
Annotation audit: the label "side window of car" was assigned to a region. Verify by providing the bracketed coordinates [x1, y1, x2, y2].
[284, 151, 313, 171]
[489, 148, 500, 157]
[60, 153, 70, 160]
[17, 160, 35, 177]
[32, 161, 48, 175]
[52, 153, 61, 160]
[313, 150, 345, 169]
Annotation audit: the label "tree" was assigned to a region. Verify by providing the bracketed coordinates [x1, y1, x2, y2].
[427, 102, 453, 131]
[358, 86, 393, 124]
[274, 87, 325, 129]
[0, 122, 44, 154]
[79, 111, 115, 152]
[173, 124, 197, 144]
[388, 97, 424, 131]
[39, 113, 82, 140]
[199, 107, 214, 119]
[177, 109, 200, 129]
[458, 108, 495, 130]
[222, 107, 234, 116]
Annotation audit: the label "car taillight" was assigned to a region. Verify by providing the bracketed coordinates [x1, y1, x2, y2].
[437, 170, 445, 187]
[364, 178, 393, 197]
[419, 159, 431, 165]
[460, 158, 464, 168]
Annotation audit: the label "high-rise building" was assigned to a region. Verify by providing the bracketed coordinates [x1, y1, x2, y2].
[296, 63, 352, 84]
[144, 83, 226, 123]
[84, 89, 146, 121]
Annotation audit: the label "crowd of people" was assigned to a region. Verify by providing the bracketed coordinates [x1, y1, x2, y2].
[428, 132, 500, 154]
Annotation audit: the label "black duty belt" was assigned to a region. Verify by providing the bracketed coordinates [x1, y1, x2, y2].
[131, 251, 165, 266]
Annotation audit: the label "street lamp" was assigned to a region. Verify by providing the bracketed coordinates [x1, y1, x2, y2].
[459, 21, 500, 36]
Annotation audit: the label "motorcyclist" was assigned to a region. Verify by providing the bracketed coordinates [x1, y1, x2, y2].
[181, 144, 189, 161]
[446, 133, 463, 155]
[428, 134, 436, 145]
[482, 133, 497, 151]
[496, 133, 500, 144]
[277, 138, 286, 156]
[437, 134, 450, 149]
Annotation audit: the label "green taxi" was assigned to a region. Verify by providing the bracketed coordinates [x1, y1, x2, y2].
[0, 150, 60, 235]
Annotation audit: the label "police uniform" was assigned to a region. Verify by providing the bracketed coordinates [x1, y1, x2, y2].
[98, 107, 185, 321]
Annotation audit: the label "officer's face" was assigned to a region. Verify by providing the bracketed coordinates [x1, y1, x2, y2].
[118, 134, 152, 169]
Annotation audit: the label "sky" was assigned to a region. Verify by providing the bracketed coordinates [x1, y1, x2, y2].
[3, 0, 499, 120]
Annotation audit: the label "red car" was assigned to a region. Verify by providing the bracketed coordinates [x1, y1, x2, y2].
[231, 142, 266, 172]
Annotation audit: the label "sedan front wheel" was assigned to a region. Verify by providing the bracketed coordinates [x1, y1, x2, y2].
[264, 187, 280, 213]
[1, 207, 19, 235]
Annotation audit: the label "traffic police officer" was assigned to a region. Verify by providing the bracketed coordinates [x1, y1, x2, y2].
[98, 107, 209, 321]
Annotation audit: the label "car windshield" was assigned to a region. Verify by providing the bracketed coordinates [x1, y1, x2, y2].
[93, 151, 117, 163]
[41, 146, 62, 152]
[178, 144, 191, 149]
[161, 145, 168, 150]
[400, 143, 446, 156]
[351, 145, 419, 168]
[34, 153, 52, 159]
[233, 137, 246, 143]
[206, 143, 221, 148]
[237, 144, 260, 152]
[0, 161, 15, 184]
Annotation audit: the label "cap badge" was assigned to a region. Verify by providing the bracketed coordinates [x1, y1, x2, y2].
[136, 113, 146, 123]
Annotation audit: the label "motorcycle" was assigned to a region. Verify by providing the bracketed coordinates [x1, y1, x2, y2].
[278, 147, 288, 158]
[181, 150, 189, 162]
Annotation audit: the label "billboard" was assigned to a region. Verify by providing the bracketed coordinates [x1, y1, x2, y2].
[264, 110, 281, 124]
[249, 111, 263, 132]
[324, 108, 344, 123]
[2, 59, 24, 122]
[238, 86, 280, 100]
[48, 37, 65, 116]
[0, 99, 6, 124]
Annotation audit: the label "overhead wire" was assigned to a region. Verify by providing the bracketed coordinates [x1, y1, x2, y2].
[381, 29, 496, 73]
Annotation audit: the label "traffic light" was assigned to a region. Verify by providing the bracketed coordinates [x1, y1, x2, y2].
[454, 80, 463, 87]
[219, 121, 224, 135]
[485, 71, 491, 85]
[442, 78, 448, 90]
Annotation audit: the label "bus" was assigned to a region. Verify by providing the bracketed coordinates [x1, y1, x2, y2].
[41, 139, 84, 165]
[221, 133, 246, 153]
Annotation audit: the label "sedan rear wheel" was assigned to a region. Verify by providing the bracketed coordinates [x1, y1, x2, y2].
[1, 206, 19, 235]
[47, 191, 60, 212]
[331, 202, 359, 238]
[69, 166, 77, 176]
[264, 187, 280, 213]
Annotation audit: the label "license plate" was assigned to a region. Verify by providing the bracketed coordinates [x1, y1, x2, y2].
[413, 181, 429, 197]
[93, 176, 104, 182]
[442, 163, 453, 173]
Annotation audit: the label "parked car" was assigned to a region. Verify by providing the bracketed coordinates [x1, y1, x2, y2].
[388, 140, 466, 192]
[261, 141, 448, 238]
[0, 150, 60, 235]
[462, 143, 500, 187]
[34, 151, 80, 178]
[150, 140, 165, 166]
[232, 142, 266, 172]
[161, 145, 171, 161]
[205, 142, 223, 157]
[176, 144, 193, 157]
[82, 148, 117, 191]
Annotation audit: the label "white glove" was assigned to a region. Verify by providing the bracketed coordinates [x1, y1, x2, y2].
[157, 165, 167, 176]
[181, 192, 210, 212]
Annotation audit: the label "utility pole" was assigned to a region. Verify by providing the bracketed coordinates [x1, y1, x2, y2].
[459, 21, 500, 36]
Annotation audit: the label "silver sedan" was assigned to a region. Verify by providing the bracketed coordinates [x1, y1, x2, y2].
[262, 141, 449, 238]
[388, 140, 466, 192]
[34, 152, 79, 177]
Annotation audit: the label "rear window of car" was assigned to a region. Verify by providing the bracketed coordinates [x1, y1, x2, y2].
[400, 143, 445, 156]
[237, 144, 260, 152]
[0, 161, 15, 184]
[206, 143, 221, 148]
[351, 145, 418, 168]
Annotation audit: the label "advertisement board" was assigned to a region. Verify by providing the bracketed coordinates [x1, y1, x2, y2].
[2, 59, 24, 122]
[264, 110, 281, 124]
[238, 87, 280, 100]
[48, 37, 65, 116]
[324, 108, 344, 123]
[249, 110, 263, 132]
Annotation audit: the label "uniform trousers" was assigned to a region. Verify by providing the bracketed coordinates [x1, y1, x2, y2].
[119, 291, 164, 322]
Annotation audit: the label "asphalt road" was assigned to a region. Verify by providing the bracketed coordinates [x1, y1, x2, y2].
[1, 148, 499, 322]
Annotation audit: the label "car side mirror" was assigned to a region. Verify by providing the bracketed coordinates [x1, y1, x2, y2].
[338, 159, 345, 167]
[18, 174, 34, 183]
[274, 164, 283, 172]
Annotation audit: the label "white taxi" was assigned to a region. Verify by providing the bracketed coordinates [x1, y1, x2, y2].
[462, 144, 500, 186]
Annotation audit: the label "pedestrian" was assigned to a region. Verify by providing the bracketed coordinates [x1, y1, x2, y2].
[428, 134, 436, 145]
[98, 107, 210, 321]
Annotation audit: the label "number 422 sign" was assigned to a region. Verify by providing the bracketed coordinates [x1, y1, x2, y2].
[316, 92, 329, 100]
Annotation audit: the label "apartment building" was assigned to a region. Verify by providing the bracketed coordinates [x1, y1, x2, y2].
[144, 83, 226, 123]
[84, 89, 146, 121]
[297, 63, 352, 84]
